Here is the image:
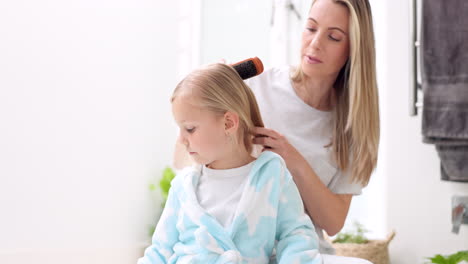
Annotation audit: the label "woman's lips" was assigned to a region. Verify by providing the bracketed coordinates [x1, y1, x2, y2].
[305, 55, 323, 64]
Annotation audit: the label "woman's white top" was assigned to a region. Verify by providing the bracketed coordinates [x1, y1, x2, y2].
[245, 66, 364, 254]
[196, 161, 254, 228]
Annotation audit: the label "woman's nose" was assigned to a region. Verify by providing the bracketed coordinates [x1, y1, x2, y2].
[310, 32, 323, 50]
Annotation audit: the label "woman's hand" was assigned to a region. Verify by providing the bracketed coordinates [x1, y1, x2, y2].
[252, 127, 305, 171]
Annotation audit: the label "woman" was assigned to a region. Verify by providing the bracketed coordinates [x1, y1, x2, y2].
[246, 0, 379, 254]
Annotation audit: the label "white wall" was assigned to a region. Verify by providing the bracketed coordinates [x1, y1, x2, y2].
[199, 0, 272, 67]
[0, 0, 179, 263]
[379, 1, 468, 263]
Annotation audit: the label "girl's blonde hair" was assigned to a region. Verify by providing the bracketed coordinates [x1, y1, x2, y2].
[171, 63, 264, 154]
[291, 0, 379, 186]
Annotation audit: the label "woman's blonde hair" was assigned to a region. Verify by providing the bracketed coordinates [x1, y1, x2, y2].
[171, 63, 264, 154]
[291, 0, 379, 186]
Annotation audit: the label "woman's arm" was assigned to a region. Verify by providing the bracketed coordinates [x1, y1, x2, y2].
[253, 127, 352, 236]
[291, 157, 352, 236]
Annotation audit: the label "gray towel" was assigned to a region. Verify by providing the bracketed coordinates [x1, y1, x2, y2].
[421, 0, 468, 182]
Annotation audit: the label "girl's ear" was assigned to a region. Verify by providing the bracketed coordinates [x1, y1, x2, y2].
[224, 111, 239, 134]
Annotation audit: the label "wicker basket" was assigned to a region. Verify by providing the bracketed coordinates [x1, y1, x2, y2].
[330, 231, 396, 264]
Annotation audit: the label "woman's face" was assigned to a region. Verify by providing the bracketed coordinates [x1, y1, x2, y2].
[300, 0, 350, 79]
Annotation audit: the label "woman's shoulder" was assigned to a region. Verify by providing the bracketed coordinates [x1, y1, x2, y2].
[264, 65, 291, 75]
[245, 65, 292, 87]
[262, 65, 291, 80]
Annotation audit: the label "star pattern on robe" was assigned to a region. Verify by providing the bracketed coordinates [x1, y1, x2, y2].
[242, 178, 277, 236]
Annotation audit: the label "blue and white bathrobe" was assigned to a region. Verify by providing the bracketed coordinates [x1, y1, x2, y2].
[139, 151, 322, 264]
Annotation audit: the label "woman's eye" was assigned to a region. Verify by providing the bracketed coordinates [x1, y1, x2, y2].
[329, 35, 340, 42]
[307, 27, 317, 32]
[186, 127, 195, 133]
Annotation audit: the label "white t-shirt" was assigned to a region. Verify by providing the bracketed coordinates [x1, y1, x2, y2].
[245, 66, 364, 254]
[196, 161, 254, 228]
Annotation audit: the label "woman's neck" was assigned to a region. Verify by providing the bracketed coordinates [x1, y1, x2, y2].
[292, 75, 337, 111]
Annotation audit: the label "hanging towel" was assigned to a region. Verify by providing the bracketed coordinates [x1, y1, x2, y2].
[421, 0, 468, 182]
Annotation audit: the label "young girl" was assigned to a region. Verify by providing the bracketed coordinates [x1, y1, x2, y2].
[138, 63, 322, 264]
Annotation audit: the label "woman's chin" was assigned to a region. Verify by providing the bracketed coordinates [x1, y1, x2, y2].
[301, 64, 329, 79]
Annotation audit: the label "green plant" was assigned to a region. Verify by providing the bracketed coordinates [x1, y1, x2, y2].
[147, 166, 176, 236]
[426, 251, 468, 264]
[333, 221, 369, 244]
[149, 166, 175, 207]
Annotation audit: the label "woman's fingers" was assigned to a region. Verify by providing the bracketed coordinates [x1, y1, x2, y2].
[252, 127, 281, 139]
[253, 135, 276, 149]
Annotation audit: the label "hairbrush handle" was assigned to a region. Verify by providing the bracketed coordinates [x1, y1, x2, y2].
[231, 57, 264, 80]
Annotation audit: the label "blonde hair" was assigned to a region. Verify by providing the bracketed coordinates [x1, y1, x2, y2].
[291, 0, 379, 186]
[171, 63, 264, 154]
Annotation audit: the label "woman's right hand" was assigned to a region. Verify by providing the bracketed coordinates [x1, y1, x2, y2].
[252, 127, 307, 174]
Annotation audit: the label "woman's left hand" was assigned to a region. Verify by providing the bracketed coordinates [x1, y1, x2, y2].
[252, 127, 305, 170]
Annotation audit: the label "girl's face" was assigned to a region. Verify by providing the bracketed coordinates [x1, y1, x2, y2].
[300, 0, 350, 79]
[172, 96, 230, 168]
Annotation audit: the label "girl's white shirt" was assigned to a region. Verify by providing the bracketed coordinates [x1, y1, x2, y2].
[196, 161, 255, 228]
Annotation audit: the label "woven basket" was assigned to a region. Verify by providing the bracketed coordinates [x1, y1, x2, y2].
[330, 231, 396, 264]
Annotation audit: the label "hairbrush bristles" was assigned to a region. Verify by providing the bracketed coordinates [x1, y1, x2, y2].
[231, 57, 264, 80]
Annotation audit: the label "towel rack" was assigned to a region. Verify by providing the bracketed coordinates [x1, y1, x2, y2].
[409, 0, 422, 116]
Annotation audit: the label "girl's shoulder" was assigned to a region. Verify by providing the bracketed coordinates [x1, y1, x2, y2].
[251, 151, 293, 184]
[172, 165, 201, 189]
[256, 150, 284, 165]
